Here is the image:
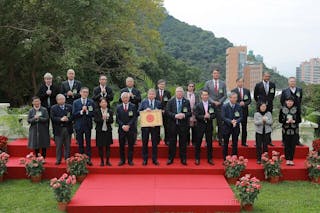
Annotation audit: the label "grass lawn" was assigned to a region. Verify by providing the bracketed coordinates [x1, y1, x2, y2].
[0, 180, 319, 212]
[0, 179, 79, 213]
[231, 181, 320, 213]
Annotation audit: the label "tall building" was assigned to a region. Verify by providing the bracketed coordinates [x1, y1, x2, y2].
[243, 62, 263, 92]
[226, 46, 247, 90]
[296, 67, 302, 82]
[298, 58, 320, 84]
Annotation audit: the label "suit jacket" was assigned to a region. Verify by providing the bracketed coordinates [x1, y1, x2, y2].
[60, 80, 82, 104]
[221, 103, 243, 129]
[116, 103, 137, 133]
[231, 87, 251, 115]
[138, 99, 162, 112]
[119, 87, 141, 109]
[94, 108, 113, 133]
[166, 97, 192, 128]
[204, 79, 227, 106]
[72, 98, 95, 131]
[254, 81, 276, 111]
[92, 85, 114, 105]
[280, 87, 302, 108]
[155, 89, 171, 110]
[50, 104, 73, 135]
[194, 102, 215, 129]
[37, 83, 60, 109]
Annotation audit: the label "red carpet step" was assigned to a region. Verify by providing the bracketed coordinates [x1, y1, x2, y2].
[67, 174, 241, 213]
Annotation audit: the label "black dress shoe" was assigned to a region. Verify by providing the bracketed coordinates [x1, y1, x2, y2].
[128, 161, 134, 166]
[181, 160, 187, 165]
[167, 159, 173, 165]
[153, 161, 160, 166]
[241, 144, 248, 147]
[142, 160, 148, 166]
[55, 162, 61, 165]
[106, 161, 112, 166]
[118, 161, 125, 166]
[268, 143, 275, 146]
[87, 161, 93, 166]
[100, 162, 104, 167]
[208, 159, 214, 165]
[195, 159, 200, 165]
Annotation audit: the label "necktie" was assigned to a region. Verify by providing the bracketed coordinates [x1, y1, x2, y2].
[82, 99, 86, 106]
[160, 90, 163, 101]
[214, 80, 218, 93]
[240, 88, 243, 100]
[124, 104, 127, 112]
[151, 101, 154, 109]
[47, 85, 51, 107]
[178, 100, 182, 113]
[264, 82, 269, 94]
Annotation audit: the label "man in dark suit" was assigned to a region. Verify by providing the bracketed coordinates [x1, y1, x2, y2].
[138, 89, 162, 166]
[92, 74, 114, 106]
[37, 72, 59, 118]
[254, 72, 276, 113]
[204, 69, 227, 146]
[60, 69, 82, 105]
[231, 77, 251, 147]
[72, 87, 95, 165]
[221, 92, 243, 160]
[254, 72, 276, 146]
[119, 77, 141, 143]
[166, 87, 192, 165]
[155, 79, 171, 145]
[116, 92, 138, 166]
[280, 77, 303, 146]
[51, 94, 73, 165]
[194, 90, 215, 165]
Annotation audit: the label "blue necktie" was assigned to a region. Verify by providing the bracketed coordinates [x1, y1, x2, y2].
[178, 100, 182, 113]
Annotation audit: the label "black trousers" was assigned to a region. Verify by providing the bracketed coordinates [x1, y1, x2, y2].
[98, 145, 110, 162]
[187, 125, 197, 145]
[54, 127, 71, 163]
[255, 132, 270, 161]
[241, 115, 248, 145]
[195, 124, 213, 160]
[214, 106, 223, 143]
[119, 130, 135, 162]
[141, 127, 160, 162]
[168, 124, 188, 161]
[222, 126, 240, 160]
[284, 134, 298, 160]
[35, 148, 47, 158]
[76, 129, 92, 159]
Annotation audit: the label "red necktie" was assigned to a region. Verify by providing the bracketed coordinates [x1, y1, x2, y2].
[124, 104, 127, 112]
[214, 80, 218, 93]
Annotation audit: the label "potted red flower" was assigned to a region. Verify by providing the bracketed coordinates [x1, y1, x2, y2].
[0, 135, 8, 152]
[0, 151, 10, 182]
[50, 173, 77, 211]
[305, 151, 320, 183]
[223, 155, 248, 184]
[312, 138, 320, 154]
[235, 174, 261, 211]
[66, 153, 89, 183]
[261, 151, 284, 183]
[20, 152, 45, 182]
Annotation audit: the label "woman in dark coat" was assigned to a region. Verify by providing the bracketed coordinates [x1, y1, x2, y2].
[27, 96, 50, 158]
[94, 98, 114, 166]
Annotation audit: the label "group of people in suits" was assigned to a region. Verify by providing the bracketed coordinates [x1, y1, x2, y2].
[27, 67, 302, 167]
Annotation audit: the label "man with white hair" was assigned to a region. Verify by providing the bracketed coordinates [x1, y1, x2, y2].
[116, 92, 138, 166]
[51, 94, 73, 165]
[166, 87, 192, 165]
[37, 72, 59, 117]
[60, 69, 82, 105]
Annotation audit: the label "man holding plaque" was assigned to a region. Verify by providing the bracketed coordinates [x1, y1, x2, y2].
[194, 90, 215, 165]
[60, 69, 82, 105]
[116, 92, 138, 166]
[231, 77, 251, 147]
[73, 87, 95, 166]
[51, 94, 73, 165]
[138, 89, 162, 166]
[166, 87, 192, 165]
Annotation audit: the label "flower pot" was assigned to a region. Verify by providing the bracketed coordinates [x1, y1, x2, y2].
[226, 177, 238, 184]
[269, 176, 280, 184]
[0, 175, 3, 183]
[30, 174, 42, 183]
[57, 202, 68, 211]
[311, 177, 320, 184]
[242, 203, 253, 211]
[76, 174, 86, 183]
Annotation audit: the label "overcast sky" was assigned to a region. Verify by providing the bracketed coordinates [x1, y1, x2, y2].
[163, 0, 320, 77]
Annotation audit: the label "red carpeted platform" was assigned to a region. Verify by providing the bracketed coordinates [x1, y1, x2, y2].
[67, 174, 241, 213]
